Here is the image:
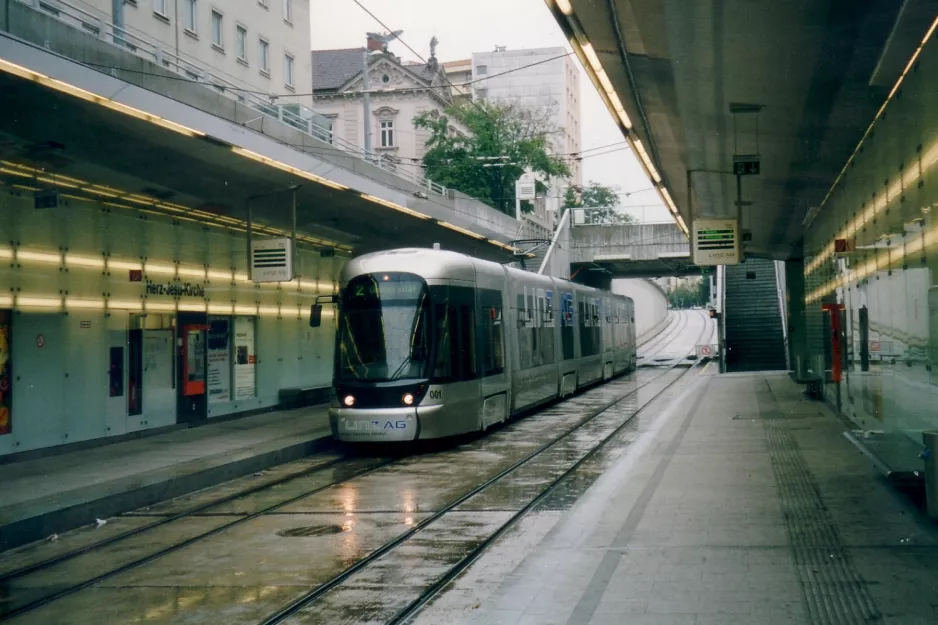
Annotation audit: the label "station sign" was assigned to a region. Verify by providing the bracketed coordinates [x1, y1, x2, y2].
[834, 238, 856, 254]
[733, 155, 761, 176]
[251, 237, 294, 283]
[692, 218, 741, 266]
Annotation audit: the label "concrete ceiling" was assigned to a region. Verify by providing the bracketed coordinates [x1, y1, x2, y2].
[0, 71, 515, 264]
[554, 0, 936, 260]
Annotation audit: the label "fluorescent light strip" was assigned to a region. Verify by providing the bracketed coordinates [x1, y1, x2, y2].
[231, 147, 349, 191]
[177, 302, 207, 312]
[0, 59, 205, 138]
[806, 137, 938, 275]
[0, 247, 14, 260]
[16, 250, 62, 263]
[108, 300, 143, 310]
[360, 193, 431, 220]
[554, 0, 574, 16]
[632, 139, 661, 183]
[145, 301, 177, 312]
[207, 270, 233, 281]
[108, 259, 144, 271]
[65, 298, 105, 309]
[807, 16, 938, 234]
[234, 305, 258, 315]
[145, 262, 176, 275]
[438, 220, 487, 240]
[64, 254, 106, 268]
[16, 296, 62, 308]
[208, 304, 234, 314]
[0, 296, 12, 307]
[257, 305, 281, 315]
[0, 167, 32, 178]
[177, 267, 206, 278]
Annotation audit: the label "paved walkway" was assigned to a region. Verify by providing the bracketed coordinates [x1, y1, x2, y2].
[460, 371, 938, 625]
[0, 407, 331, 550]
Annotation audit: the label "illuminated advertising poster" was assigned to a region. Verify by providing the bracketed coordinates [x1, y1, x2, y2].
[234, 317, 256, 400]
[207, 317, 231, 404]
[0, 310, 10, 435]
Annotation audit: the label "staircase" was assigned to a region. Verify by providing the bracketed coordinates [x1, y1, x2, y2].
[724, 258, 788, 372]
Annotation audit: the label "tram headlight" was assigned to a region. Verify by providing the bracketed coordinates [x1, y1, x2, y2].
[343, 395, 355, 407]
[402, 393, 414, 406]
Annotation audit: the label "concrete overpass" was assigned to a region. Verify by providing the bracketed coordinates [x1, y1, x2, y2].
[567, 216, 696, 286]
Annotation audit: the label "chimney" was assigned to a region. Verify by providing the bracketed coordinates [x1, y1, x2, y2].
[366, 38, 383, 52]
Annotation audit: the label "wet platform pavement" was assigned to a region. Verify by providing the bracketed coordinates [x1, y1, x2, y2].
[417, 371, 938, 625]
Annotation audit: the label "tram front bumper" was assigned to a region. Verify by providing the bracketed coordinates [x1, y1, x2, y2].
[330, 407, 418, 442]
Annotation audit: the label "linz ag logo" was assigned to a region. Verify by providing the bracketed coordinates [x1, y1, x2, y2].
[345, 420, 408, 431]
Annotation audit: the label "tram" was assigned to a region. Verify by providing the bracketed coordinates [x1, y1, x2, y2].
[313, 248, 637, 442]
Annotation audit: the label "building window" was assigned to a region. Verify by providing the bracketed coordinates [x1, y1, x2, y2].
[476, 88, 488, 100]
[284, 53, 295, 88]
[236, 25, 247, 62]
[211, 10, 223, 48]
[282, 0, 292, 23]
[380, 120, 394, 147]
[183, 0, 196, 32]
[259, 38, 270, 75]
[476, 64, 488, 75]
[152, 0, 168, 18]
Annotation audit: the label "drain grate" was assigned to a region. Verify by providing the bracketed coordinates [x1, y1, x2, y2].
[276, 525, 345, 537]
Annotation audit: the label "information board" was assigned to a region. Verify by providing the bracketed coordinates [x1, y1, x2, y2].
[692, 218, 741, 266]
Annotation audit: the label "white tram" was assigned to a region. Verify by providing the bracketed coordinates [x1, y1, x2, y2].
[319, 248, 636, 442]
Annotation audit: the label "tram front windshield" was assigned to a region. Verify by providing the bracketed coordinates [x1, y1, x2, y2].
[337, 273, 431, 382]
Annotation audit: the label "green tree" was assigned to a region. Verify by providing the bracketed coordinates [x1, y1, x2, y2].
[562, 181, 636, 224]
[413, 101, 570, 215]
[667, 277, 708, 309]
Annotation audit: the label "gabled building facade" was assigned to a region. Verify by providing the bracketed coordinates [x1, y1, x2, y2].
[311, 44, 466, 172]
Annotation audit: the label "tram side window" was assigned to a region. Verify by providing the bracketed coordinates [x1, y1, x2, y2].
[579, 297, 600, 356]
[479, 289, 504, 377]
[561, 292, 575, 360]
[433, 301, 477, 382]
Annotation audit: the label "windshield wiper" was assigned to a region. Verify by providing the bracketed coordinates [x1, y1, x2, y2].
[388, 356, 412, 381]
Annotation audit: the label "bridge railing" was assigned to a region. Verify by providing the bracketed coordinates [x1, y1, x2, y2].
[12, 0, 450, 198]
[570, 207, 674, 227]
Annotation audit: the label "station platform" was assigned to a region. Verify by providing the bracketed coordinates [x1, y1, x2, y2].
[455, 371, 938, 625]
[0, 407, 332, 552]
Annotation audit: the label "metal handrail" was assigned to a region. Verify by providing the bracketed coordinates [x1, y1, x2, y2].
[15, 0, 449, 196]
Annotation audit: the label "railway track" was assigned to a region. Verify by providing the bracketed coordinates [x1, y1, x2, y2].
[637, 310, 691, 363]
[258, 311, 713, 625]
[0, 311, 713, 623]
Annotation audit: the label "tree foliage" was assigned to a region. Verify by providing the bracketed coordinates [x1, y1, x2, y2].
[667, 277, 709, 309]
[562, 181, 636, 224]
[413, 101, 570, 215]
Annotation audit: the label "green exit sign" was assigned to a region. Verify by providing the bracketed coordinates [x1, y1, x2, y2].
[733, 155, 761, 176]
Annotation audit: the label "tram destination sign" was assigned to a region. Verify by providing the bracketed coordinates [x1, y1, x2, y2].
[692, 218, 741, 266]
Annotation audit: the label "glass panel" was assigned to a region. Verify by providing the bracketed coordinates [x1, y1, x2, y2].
[337, 273, 431, 381]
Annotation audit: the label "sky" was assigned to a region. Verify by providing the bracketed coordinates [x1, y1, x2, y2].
[309, 0, 671, 223]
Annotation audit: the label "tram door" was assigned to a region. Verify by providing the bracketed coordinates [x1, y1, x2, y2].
[177, 313, 208, 424]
